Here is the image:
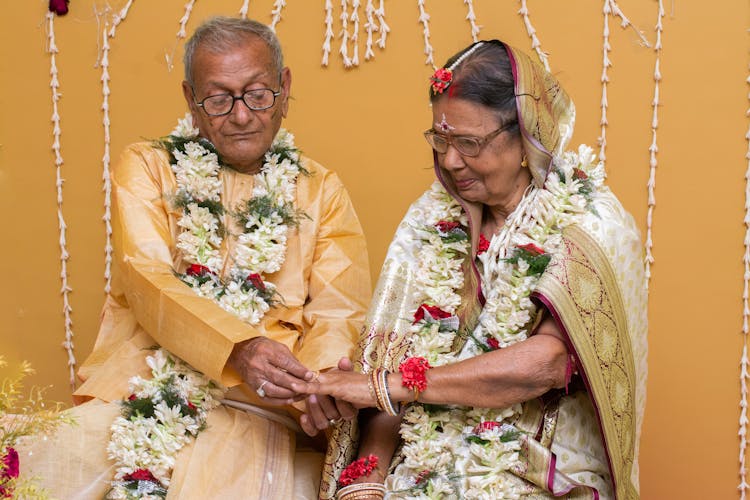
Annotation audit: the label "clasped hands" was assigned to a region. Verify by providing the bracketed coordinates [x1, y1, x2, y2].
[229, 337, 371, 437]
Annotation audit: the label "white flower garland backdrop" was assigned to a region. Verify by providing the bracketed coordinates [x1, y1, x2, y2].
[59, 0, 750, 493]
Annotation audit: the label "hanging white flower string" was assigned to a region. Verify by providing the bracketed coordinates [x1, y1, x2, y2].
[322, 0, 335, 65]
[599, 0, 650, 164]
[269, 0, 286, 32]
[107, 0, 134, 37]
[463, 0, 480, 44]
[364, 0, 377, 60]
[47, 12, 77, 391]
[239, 0, 250, 18]
[166, 0, 196, 71]
[609, 0, 651, 47]
[598, 0, 612, 164]
[374, 0, 389, 50]
[100, 1, 134, 297]
[517, 0, 550, 72]
[740, 32, 750, 500]
[339, 0, 353, 67]
[644, 0, 664, 285]
[417, 0, 436, 68]
[350, 0, 361, 66]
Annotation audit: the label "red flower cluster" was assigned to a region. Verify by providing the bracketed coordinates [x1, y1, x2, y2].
[339, 454, 379, 486]
[435, 220, 460, 233]
[48, 0, 69, 15]
[123, 468, 159, 484]
[127, 394, 137, 401]
[415, 469, 431, 485]
[246, 273, 266, 292]
[186, 263, 211, 276]
[412, 304, 451, 324]
[573, 168, 588, 180]
[0, 447, 19, 498]
[477, 233, 490, 255]
[430, 68, 453, 94]
[486, 337, 500, 350]
[399, 356, 431, 392]
[517, 243, 545, 256]
[473, 420, 501, 434]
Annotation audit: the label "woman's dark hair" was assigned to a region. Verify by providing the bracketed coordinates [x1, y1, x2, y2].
[431, 41, 518, 131]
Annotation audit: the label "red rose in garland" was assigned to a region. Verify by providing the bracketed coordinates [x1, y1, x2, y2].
[412, 304, 452, 324]
[477, 233, 490, 255]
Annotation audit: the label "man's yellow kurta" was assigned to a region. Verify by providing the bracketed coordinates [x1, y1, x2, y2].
[21, 141, 371, 499]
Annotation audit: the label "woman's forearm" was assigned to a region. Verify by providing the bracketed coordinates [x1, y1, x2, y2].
[352, 408, 402, 482]
[387, 333, 569, 408]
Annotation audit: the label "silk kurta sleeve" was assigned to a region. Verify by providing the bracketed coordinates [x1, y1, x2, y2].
[112, 144, 258, 385]
[295, 175, 371, 371]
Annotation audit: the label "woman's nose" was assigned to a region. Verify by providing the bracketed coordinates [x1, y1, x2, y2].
[441, 144, 465, 171]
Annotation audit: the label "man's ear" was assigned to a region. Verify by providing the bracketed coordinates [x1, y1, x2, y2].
[280, 67, 292, 118]
[182, 81, 200, 125]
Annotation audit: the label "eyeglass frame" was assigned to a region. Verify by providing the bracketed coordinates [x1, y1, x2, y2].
[191, 81, 283, 117]
[423, 120, 518, 157]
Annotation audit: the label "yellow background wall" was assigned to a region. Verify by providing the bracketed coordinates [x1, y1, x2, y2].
[0, 1, 745, 498]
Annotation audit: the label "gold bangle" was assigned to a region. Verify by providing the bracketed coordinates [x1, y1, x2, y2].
[369, 370, 384, 412]
[336, 482, 386, 500]
[378, 369, 400, 416]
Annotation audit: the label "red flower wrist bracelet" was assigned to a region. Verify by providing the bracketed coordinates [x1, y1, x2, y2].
[399, 356, 431, 401]
[339, 454, 379, 486]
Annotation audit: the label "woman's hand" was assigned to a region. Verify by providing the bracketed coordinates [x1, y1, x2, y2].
[302, 358, 376, 409]
[299, 358, 359, 436]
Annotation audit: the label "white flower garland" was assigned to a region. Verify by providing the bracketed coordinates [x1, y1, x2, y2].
[47, 11, 77, 391]
[168, 113, 305, 325]
[106, 349, 226, 499]
[388, 145, 604, 498]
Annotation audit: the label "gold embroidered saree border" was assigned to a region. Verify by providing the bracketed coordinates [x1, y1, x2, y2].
[534, 224, 638, 500]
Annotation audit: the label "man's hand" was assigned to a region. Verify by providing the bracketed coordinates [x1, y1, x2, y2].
[299, 357, 358, 436]
[228, 337, 313, 405]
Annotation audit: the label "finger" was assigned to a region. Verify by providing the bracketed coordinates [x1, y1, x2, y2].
[269, 348, 312, 380]
[338, 357, 353, 372]
[315, 394, 342, 421]
[299, 413, 319, 437]
[307, 395, 333, 431]
[334, 398, 357, 420]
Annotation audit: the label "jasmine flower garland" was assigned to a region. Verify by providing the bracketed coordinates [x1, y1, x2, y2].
[387, 145, 604, 499]
[106, 349, 226, 499]
[164, 112, 307, 325]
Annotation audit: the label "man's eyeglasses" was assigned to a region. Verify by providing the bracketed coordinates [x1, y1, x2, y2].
[423, 121, 517, 157]
[193, 88, 281, 116]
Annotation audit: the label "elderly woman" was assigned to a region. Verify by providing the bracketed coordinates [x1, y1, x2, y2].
[308, 40, 647, 499]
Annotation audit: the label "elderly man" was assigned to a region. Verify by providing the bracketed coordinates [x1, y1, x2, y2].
[21, 16, 370, 499]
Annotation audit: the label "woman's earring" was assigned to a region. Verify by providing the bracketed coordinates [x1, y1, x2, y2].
[521, 155, 528, 168]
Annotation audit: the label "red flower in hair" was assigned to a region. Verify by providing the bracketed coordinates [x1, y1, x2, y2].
[186, 264, 211, 276]
[477, 234, 490, 255]
[413, 304, 451, 324]
[435, 220, 460, 233]
[517, 243, 545, 256]
[48, 0, 70, 15]
[430, 68, 453, 94]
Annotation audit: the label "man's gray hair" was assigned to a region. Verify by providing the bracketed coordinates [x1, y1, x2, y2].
[183, 16, 284, 86]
